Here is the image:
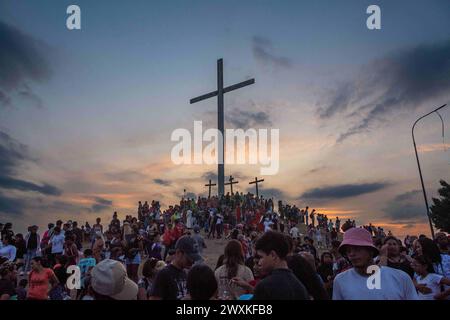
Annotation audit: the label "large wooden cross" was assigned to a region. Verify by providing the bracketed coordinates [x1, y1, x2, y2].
[204, 179, 217, 198]
[190, 58, 255, 196]
[224, 175, 239, 194]
[249, 177, 264, 198]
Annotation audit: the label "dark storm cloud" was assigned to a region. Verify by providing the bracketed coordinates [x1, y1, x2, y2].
[0, 130, 30, 175]
[252, 36, 293, 69]
[0, 91, 11, 107]
[50, 200, 90, 214]
[0, 20, 51, 108]
[92, 197, 113, 206]
[91, 197, 113, 212]
[154, 178, 172, 186]
[201, 171, 218, 182]
[393, 190, 421, 202]
[18, 85, 44, 109]
[300, 182, 390, 200]
[0, 176, 62, 196]
[246, 186, 288, 200]
[0, 192, 26, 216]
[383, 202, 427, 221]
[384, 190, 427, 222]
[226, 109, 272, 128]
[318, 40, 450, 142]
[0, 130, 62, 196]
[204, 99, 273, 129]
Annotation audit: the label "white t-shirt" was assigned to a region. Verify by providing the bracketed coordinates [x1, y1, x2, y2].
[215, 264, 254, 298]
[263, 220, 273, 232]
[333, 266, 418, 300]
[414, 273, 443, 300]
[315, 229, 322, 240]
[51, 234, 65, 253]
[0, 245, 16, 261]
[290, 227, 299, 239]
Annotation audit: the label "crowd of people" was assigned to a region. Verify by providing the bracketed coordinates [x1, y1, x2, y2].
[1, 191, 449, 300]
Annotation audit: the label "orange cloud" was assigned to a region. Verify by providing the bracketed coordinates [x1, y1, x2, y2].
[418, 143, 450, 153]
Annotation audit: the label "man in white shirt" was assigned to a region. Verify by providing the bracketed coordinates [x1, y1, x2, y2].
[333, 227, 418, 300]
[263, 218, 274, 232]
[50, 227, 65, 255]
[289, 224, 300, 240]
[0, 237, 16, 262]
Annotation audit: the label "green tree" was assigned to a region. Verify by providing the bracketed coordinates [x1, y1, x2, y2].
[430, 180, 450, 233]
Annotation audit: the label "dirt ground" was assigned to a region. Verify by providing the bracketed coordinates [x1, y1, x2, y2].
[199, 223, 340, 269]
[201, 234, 228, 269]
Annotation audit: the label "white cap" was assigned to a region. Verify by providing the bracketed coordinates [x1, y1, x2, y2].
[91, 259, 138, 300]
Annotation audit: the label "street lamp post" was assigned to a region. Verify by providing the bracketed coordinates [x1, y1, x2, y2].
[412, 104, 447, 240]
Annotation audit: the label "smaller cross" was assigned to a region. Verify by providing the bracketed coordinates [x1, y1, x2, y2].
[249, 177, 264, 198]
[224, 175, 239, 194]
[204, 179, 217, 198]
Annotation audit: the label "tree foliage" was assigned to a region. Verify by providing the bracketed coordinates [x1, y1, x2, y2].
[430, 180, 450, 233]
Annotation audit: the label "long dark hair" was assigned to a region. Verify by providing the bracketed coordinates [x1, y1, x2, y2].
[215, 254, 225, 270]
[224, 240, 244, 279]
[142, 258, 159, 278]
[187, 264, 218, 300]
[418, 238, 442, 264]
[287, 254, 329, 300]
[413, 254, 435, 274]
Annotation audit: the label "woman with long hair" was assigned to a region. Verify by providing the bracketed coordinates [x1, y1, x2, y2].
[137, 258, 166, 300]
[377, 236, 414, 278]
[214, 240, 254, 299]
[414, 237, 450, 279]
[317, 251, 334, 298]
[287, 253, 329, 300]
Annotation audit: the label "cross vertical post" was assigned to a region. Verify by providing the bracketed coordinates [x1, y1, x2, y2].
[249, 177, 265, 198]
[204, 179, 217, 198]
[224, 175, 239, 194]
[217, 59, 225, 196]
[190, 59, 255, 197]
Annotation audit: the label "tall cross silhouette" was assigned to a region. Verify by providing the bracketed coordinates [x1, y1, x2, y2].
[190, 59, 255, 196]
[204, 179, 217, 198]
[249, 177, 265, 198]
[224, 175, 239, 194]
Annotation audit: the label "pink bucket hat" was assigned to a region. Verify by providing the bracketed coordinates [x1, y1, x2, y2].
[338, 227, 379, 257]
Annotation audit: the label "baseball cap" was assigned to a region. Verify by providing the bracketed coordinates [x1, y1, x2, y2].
[175, 235, 202, 263]
[91, 259, 138, 300]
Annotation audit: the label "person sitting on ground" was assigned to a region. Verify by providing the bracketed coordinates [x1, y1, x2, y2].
[16, 278, 28, 300]
[0, 261, 17, 300]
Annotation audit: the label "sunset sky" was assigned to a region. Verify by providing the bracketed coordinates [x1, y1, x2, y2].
[1, 0, 450, 238]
